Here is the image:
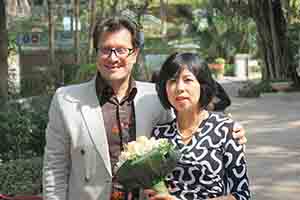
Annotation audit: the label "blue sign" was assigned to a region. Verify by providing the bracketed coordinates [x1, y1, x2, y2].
[22, 34, 31, 44]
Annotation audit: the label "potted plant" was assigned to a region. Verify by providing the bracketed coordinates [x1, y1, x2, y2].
[208, 57, 226, 79]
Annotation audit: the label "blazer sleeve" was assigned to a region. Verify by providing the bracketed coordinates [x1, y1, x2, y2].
[157, 108, 175, 125]
[43, 90, 71, 200]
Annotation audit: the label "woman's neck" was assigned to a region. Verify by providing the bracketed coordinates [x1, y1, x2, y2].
[177, 108, 208, 134]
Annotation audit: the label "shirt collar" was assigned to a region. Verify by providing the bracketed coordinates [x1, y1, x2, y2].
[95, 72, 137, 105]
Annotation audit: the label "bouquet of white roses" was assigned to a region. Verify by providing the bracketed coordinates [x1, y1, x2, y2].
[115, 136, 180, 194]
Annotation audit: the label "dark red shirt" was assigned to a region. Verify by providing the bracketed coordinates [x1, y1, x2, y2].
[95, 73, 138, 200]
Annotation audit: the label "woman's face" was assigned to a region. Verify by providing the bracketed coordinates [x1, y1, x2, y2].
[166, 67, 201, 113]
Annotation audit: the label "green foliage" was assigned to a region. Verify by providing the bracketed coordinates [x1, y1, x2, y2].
[286, 22, 300, 85]
[238, 80, 273, 97]
[0, 96, 50, 162]
[238, 81, 261, 98]
[144, 37, 170, 54]
[61, 64, 81, 85]
[0, 157, 43, 195]
[215, 57, 225, 64]
[191, 1, 257, 60]
[75, 63, 97, 83]
[224, 63, 234, 76]
[254, 80, 273, 93]
[8, 32, 18, 55]
[20, 72, 58, 97]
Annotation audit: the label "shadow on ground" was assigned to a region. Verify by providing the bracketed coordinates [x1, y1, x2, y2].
[220, 78, 300, 200]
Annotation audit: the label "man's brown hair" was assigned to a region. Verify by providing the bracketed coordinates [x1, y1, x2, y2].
[93, 16, 143, 51]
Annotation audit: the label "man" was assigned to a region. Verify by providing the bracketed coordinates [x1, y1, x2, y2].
[43, 16, 246, 200]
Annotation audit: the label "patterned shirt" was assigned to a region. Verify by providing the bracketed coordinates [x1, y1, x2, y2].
[152, 112, 250, 200]
[96, 73, 138, 200]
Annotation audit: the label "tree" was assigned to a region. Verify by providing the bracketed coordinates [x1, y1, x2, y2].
[208, 0, 292, 81]
[248, 0, 288, 80]
[124, 0, 153, 80]
[177, 1, 255, 61]
[87, 0, 96, 63]
[160, 0, 168, 41]
[0, 0, 8, 99]
[47, 0, 55, 66]
[6, 0, 31, 18]
[74, 0, 80, 65]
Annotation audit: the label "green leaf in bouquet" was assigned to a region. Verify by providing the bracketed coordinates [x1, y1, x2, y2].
[115, 146, 181, 190]
[159, 148, 181, 178]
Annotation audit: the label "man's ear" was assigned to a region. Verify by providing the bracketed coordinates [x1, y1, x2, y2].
[134, 48, 140, 56]
[133, 48, 140, 62]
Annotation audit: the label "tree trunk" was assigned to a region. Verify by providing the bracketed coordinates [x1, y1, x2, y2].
[160, 0, 168, 41]
[0, 0, 9, 99]
[74, 0, 80, 64]
[111, 0, 120, 15]
[19, 0, 31, 17]
[99, 0, 105, 19]
[249, 0, 288, 80]
[87, 0, 96, 63]
[47, 0, 55, 66]
[7, 0, 17, 16]
[135, 0, 152, 81]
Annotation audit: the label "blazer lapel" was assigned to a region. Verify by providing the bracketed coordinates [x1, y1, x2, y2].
[134, 100, 144, 138]
[134, 82, 152, 139]
[79, 79, 112, 176]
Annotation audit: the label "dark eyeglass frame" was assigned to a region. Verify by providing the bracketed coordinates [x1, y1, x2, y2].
[97, 47, 135, 58]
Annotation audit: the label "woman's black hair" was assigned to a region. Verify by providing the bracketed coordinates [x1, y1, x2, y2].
[156, 52, 216, 109]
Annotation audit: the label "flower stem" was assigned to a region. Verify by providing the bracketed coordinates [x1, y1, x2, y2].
[152, 180, 169, 194]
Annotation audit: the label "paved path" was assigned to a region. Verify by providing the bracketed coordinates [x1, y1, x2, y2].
[220, 77, 300, 200]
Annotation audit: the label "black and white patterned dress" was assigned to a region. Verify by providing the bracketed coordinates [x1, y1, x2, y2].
[152, 112, 250, 200]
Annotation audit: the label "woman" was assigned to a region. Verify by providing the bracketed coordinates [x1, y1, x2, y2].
[148, 52, 250, 200]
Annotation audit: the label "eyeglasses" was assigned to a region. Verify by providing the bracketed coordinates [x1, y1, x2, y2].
[98, 47, 134, 59]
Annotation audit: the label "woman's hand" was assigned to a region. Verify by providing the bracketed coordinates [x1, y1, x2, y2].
[144, 189, 176, 200]
[232, 122, 247, 145]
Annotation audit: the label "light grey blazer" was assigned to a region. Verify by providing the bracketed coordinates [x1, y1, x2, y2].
[43, 78, 173, 200]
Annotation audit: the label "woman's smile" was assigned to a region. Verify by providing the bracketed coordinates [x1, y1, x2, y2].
[175, 96, 189, 102]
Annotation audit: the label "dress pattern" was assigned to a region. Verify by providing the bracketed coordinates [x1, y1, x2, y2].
[152, 112, 250, 200]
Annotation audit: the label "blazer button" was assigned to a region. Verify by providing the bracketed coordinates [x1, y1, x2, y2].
[84, 176, 90, 182]
[80, 149, 85, 155]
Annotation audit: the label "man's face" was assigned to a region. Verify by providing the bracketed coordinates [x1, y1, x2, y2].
[96, 28, 139, 85]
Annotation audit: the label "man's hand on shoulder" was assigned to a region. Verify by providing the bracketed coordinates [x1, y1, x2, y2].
[232, 122, 247, 145]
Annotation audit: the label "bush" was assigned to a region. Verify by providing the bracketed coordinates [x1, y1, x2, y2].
[238, 80, 273, 97]
[61, 64, 81, 85]
[20, 66, 59, 97]
[215, 57, 225, 64]
[255, 80, 273, 93]
[75, 63, 97, 83]
[0, 157, 43, 195]
[0, 95, 51, 162]
[238, 81, 261, 98]
[224, 64, 234, 76]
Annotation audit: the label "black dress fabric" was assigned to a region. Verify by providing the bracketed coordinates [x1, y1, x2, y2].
[152, 112, 250, 200]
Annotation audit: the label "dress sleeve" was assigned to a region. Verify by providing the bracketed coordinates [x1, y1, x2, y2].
[223, 124, 250, 200]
